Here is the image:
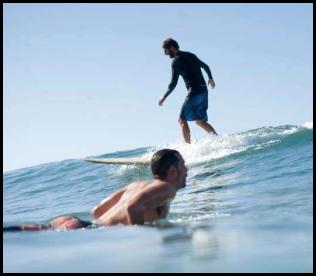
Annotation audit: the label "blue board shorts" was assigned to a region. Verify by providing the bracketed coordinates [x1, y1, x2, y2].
[180, 92, 208, 121]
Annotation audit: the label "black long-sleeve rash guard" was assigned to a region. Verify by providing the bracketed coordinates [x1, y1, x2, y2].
[163, 51, 213, 99]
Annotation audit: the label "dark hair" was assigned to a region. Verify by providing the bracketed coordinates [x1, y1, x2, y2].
[151, 149, 180, 178]
[162, 38, 179, 50]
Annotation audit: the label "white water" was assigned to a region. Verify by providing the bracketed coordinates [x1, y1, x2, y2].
[141, 123, 310, 165]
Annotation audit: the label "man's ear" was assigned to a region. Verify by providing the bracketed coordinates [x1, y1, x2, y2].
[167, 165, 177, 178]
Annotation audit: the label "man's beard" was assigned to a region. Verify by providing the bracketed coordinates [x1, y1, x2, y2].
[168, 52, 175, 58]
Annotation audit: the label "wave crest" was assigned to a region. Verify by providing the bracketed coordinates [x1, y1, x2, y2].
[302, 121, 313, 129]
[142, 124, 310, 165]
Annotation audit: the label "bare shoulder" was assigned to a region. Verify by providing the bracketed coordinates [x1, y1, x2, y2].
[127, 180, 173, 194]
[144, 180, 176, 196]
[126, 180, 152, 191]
[128, 180, 151, 187]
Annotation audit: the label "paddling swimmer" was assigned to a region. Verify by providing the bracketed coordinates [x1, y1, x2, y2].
[3, 149, 187, 230]
[92, 149, 187, 225]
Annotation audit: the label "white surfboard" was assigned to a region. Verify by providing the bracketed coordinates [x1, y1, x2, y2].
[84, 157, 151, 165]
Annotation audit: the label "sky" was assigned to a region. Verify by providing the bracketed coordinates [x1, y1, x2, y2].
[3, 3, 313, 172]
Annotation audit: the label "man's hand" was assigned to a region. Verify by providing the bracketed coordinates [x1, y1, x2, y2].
[159, 96, 166, 106]
[208, 79, 216, 89]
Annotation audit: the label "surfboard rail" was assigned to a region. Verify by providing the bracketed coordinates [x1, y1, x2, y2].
[84, 157, 151, 165]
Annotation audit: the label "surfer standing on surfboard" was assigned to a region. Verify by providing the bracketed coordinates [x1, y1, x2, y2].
[159, 38, 217, 143]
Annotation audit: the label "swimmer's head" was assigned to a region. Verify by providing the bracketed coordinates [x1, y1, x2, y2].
[151, 149, 187, 189]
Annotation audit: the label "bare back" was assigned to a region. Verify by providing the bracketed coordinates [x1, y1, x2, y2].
[92, 180, 175, 226]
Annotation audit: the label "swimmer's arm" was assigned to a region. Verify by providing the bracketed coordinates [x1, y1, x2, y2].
[92, 187, 127, 219]
[126, 184, 176, 225]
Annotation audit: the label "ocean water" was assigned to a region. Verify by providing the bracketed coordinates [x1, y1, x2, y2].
[3, 122, 313, 272]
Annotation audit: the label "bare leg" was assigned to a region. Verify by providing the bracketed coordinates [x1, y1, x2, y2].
[178, 119, 191, 143]
[196, 120, 218, 135]
[49, 216, 89, 230]
[3, 224, 49, 231]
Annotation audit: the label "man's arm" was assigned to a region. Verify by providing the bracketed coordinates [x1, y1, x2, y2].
[196, 56, 213, 79]
[195, 55, 215, 89]
[159, 63, 180, 106]
[91, 187, 127, 219]
[126, 183, 176, 225]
